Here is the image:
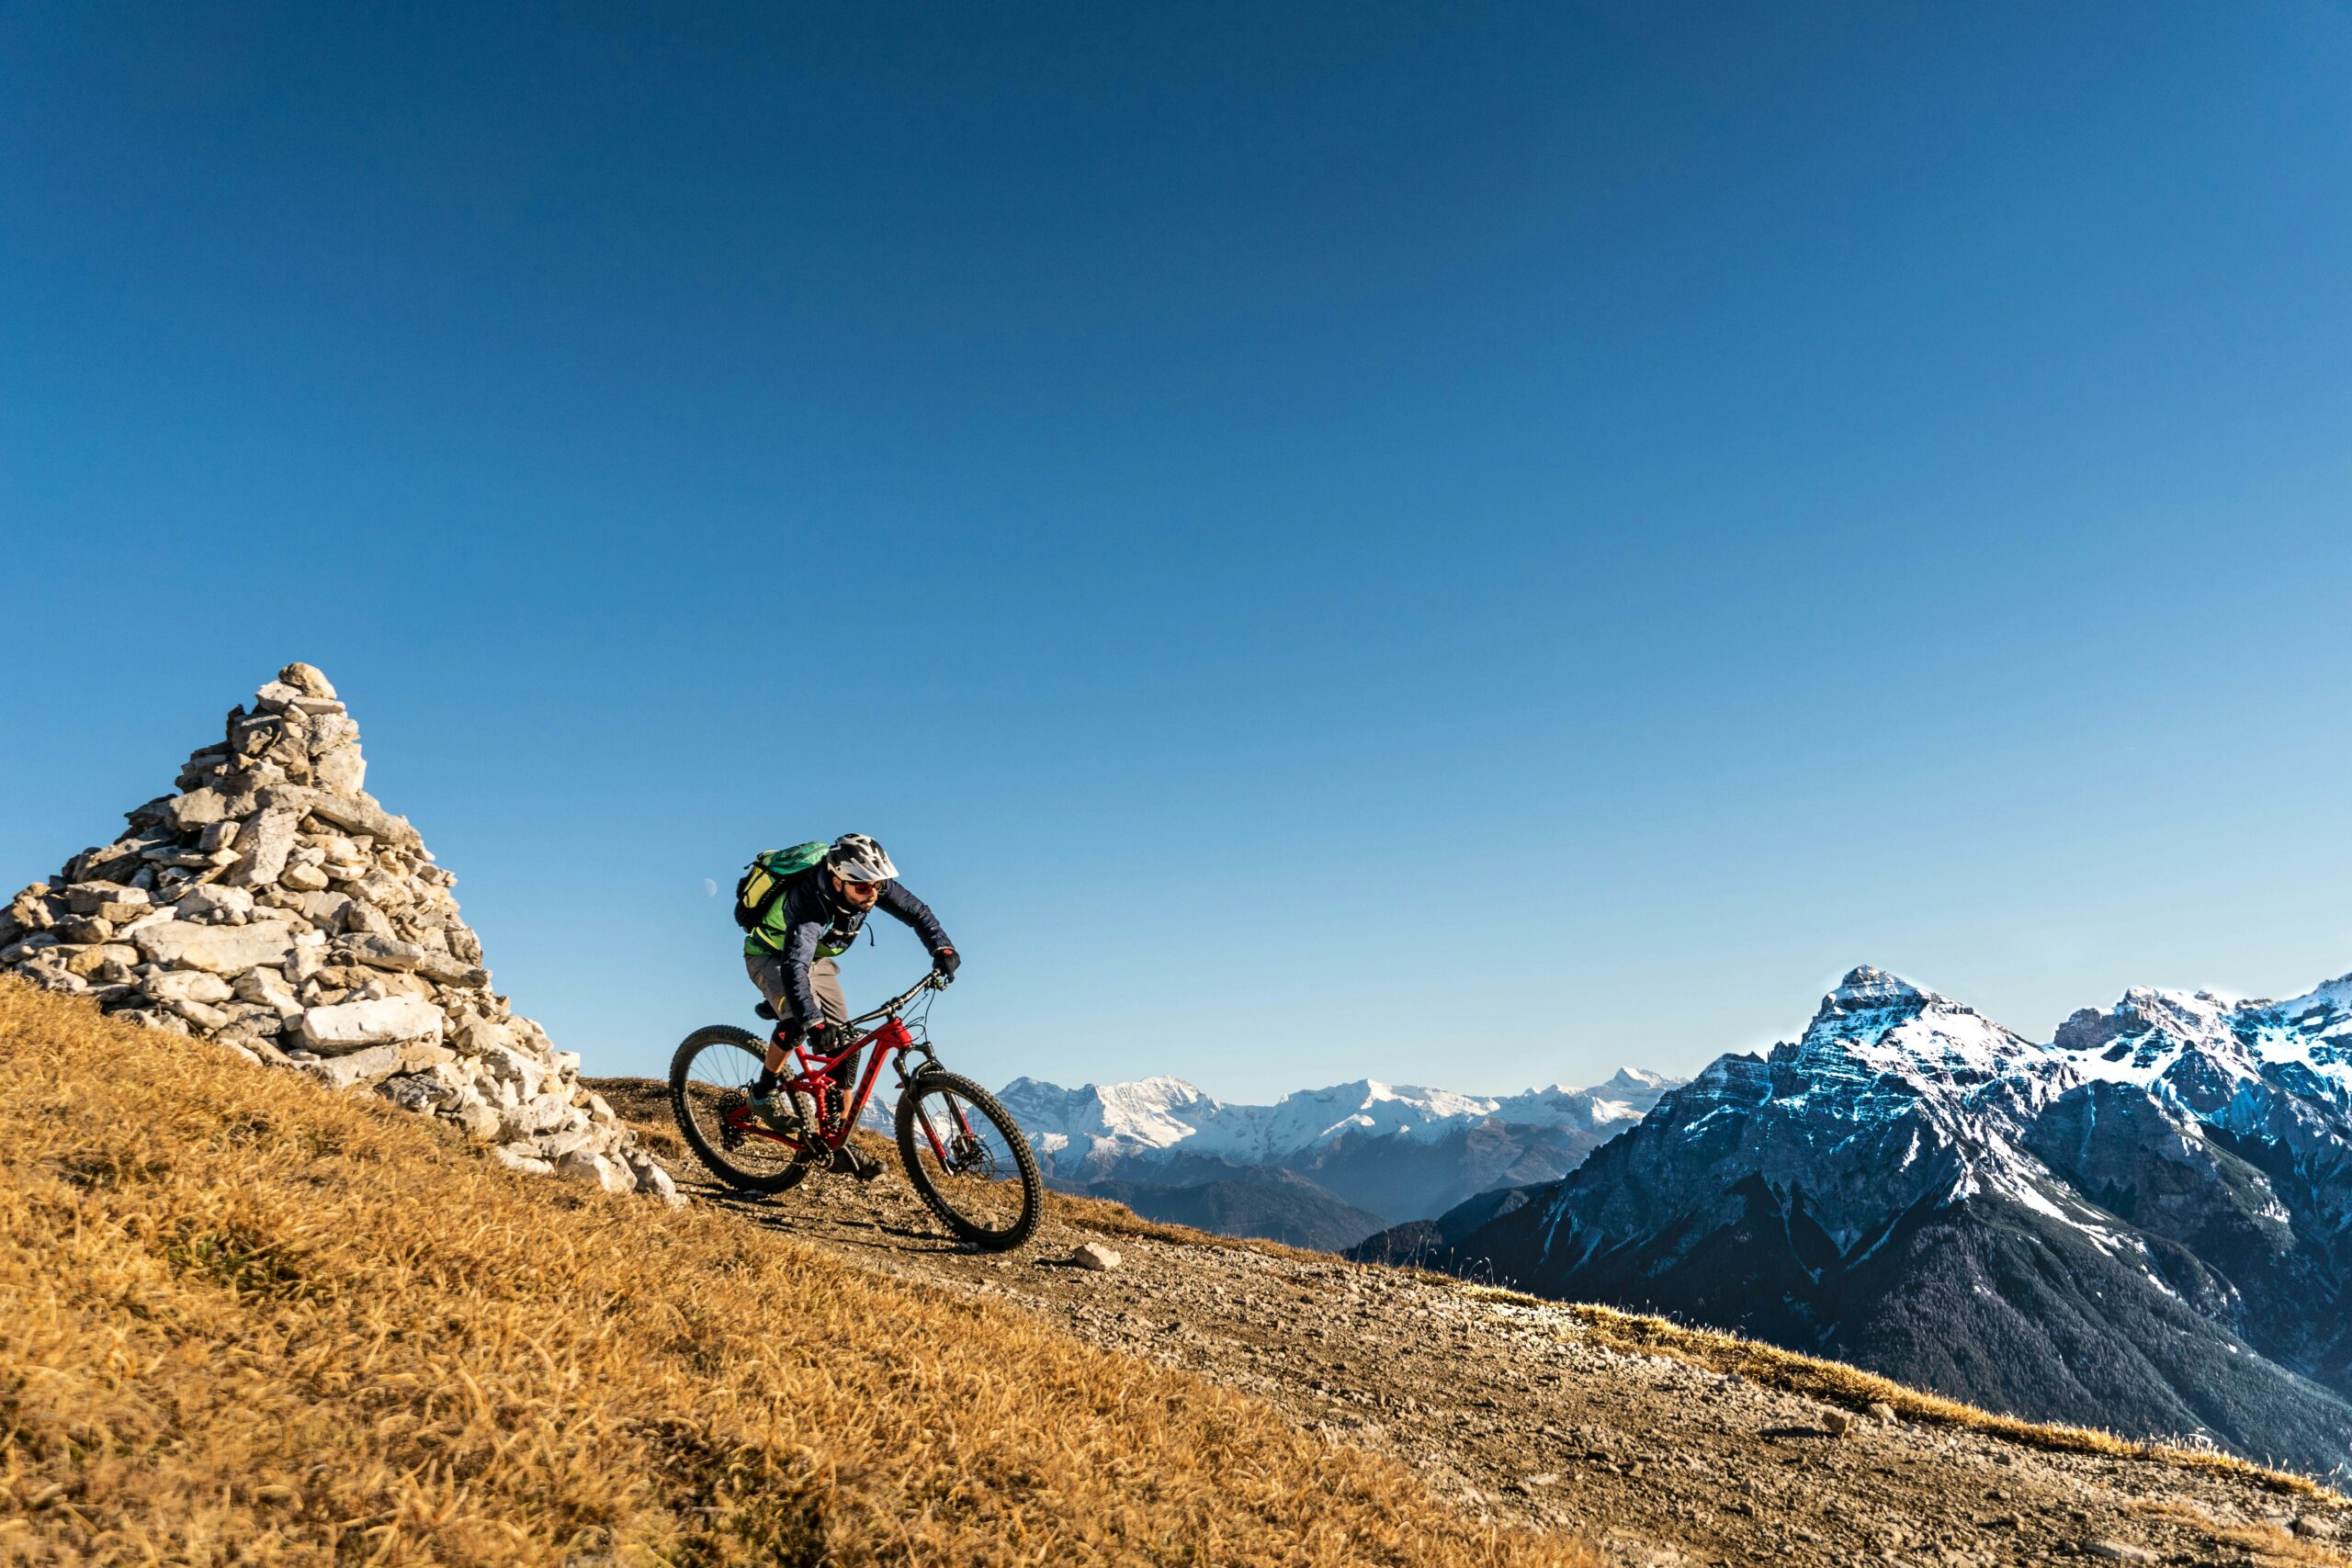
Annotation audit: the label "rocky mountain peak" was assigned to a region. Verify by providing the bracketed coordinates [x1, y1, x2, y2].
[1, 664, 675, 1202]
[2051, 975, 2352, 1110]
[1594, 1066, 1676, 1097]
[1787, 964, 2044, 1089]
[1823, 964, 1932, 1012]
[2270, 971, 2352, 1026]
[2053, 987, 2233, 1057]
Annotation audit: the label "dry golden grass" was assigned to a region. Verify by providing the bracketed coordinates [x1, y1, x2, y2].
[1462, 1292, 2349, 1506]
[0, 980, 1597, 1567]
[2129, 1500, 2351, 1566]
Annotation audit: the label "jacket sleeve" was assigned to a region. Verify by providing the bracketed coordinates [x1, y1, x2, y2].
[878, 880, 952, 956]
[780, 911, 829, 1025]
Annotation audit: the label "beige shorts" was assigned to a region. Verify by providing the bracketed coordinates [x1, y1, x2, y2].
[744, 953, 848, 1029]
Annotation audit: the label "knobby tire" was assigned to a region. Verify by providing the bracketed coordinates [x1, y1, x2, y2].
[893, 1069, 1042, 1250]
[669, 1024, 818, 1194]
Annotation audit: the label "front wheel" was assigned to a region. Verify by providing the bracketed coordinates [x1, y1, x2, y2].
[670, 1024, 818, 1193]
[894, 1070, 1042, 1250]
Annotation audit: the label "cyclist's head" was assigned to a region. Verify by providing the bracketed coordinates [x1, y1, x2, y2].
[825, 834, 896, 908]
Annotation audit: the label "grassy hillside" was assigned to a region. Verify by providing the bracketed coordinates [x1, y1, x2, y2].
[0, 980, 1591, 1566]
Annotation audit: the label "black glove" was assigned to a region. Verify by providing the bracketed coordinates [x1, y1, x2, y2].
[933, 948, 962, 983]
[799, 1019, 836, 1055]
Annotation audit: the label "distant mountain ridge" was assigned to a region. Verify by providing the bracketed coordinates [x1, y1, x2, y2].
[997, 1067, 1682, 1247]
[1352, 964, 2352, 1476]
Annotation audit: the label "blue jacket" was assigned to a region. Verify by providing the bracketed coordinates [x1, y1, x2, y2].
[748, 865, 952, 1025]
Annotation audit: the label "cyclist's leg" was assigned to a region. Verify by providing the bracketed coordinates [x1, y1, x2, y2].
[742, 954, 849, 1072]
[809, 957, 853, 1103]
[806, 956, 881, 1175]
[744, 954, 800, 1077]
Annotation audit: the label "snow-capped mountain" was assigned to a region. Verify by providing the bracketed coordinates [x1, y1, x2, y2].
[1001, 1068, 1672, 1170]
[1353, 964, 2352, 1476]
[996, 1067, 1680, 1247]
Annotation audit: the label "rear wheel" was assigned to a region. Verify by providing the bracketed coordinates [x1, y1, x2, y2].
[894, 1070, 1041, 1249]
[669, 1024, 819, 1193]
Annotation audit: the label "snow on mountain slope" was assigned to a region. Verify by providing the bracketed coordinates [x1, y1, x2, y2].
[1360, 963, 2352, 1477]
[988, 1075, 1214, 1156]
[2056, 976, 2352, 1111]
[995, 1065, 1685, 1241]
[997, 1067, 1679, 1173]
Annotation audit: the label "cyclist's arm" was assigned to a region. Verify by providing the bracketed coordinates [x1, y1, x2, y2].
[779, 915, 829, 1027]
[876, 880, 953, 957]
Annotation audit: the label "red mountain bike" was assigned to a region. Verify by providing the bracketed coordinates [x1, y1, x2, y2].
[668, 970, 1042, 1250]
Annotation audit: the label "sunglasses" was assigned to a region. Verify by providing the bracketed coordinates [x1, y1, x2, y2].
[839, 877, 882, 894]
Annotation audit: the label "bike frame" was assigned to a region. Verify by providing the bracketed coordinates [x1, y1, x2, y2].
[727, 973, 975, 1166]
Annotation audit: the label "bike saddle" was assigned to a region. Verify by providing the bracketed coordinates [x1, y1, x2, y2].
[753, 1000, 776, 1021]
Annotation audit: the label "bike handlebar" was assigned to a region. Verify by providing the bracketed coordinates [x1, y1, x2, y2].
[841, 970, 948, 1032]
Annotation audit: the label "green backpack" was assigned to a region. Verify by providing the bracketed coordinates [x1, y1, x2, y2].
[733, 841, 829, 931]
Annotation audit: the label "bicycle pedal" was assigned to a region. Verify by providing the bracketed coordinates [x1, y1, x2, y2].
[830, 1145, 885, 1181]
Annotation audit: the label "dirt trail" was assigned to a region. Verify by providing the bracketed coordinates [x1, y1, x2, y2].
[594, 1077, 2349, 1568]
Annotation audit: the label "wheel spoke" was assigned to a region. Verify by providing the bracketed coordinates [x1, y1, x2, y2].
[900, 1078, 1035, 1243]
[670, 1030, 816, 1190]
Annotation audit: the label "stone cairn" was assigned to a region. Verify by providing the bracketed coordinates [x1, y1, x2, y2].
[0, 663, 677, 1203]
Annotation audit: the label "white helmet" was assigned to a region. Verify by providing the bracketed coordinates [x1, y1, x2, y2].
[825, 833, 898, 884]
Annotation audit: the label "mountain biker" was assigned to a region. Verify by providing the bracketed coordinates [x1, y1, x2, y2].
[743, 833, 959, 1136]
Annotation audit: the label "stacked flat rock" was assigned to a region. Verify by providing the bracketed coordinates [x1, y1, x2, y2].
[0, 663, 677, 1203]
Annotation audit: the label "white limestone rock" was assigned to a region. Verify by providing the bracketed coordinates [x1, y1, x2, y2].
[622, 1148, 684, 1207]
[175, 884, 256, 924]
[303, 789, 421, 852]
[279, 661, 335, 699]
[469, 1040, 546, 1102]
[313, 745, 366, 795]
[141, 970, 233, 1008]
[233, 965, 302, 1019]
[63, 883, 148, 916]
[297, 1042, 405, 1091]
[299, 994, 444, 1053]
[557, 1150, 636, 1194]
[253, 681, 306, 714]
[167, 788, 231, 830]
[1066, 1241, 1124, 1271]
[135, 919, 299, 976]
[500, 1092, 578, 1140]
[168, 996, 230, 1030]
[342, 933, 427, 971]
[228, 808, 300, 887]
[344, 901, 396, 939]
[454, 1101, 503, 1142]
[294, 889, 353, 931]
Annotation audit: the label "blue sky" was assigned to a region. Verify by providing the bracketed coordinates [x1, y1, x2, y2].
[5, 3, 2349, 1101]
